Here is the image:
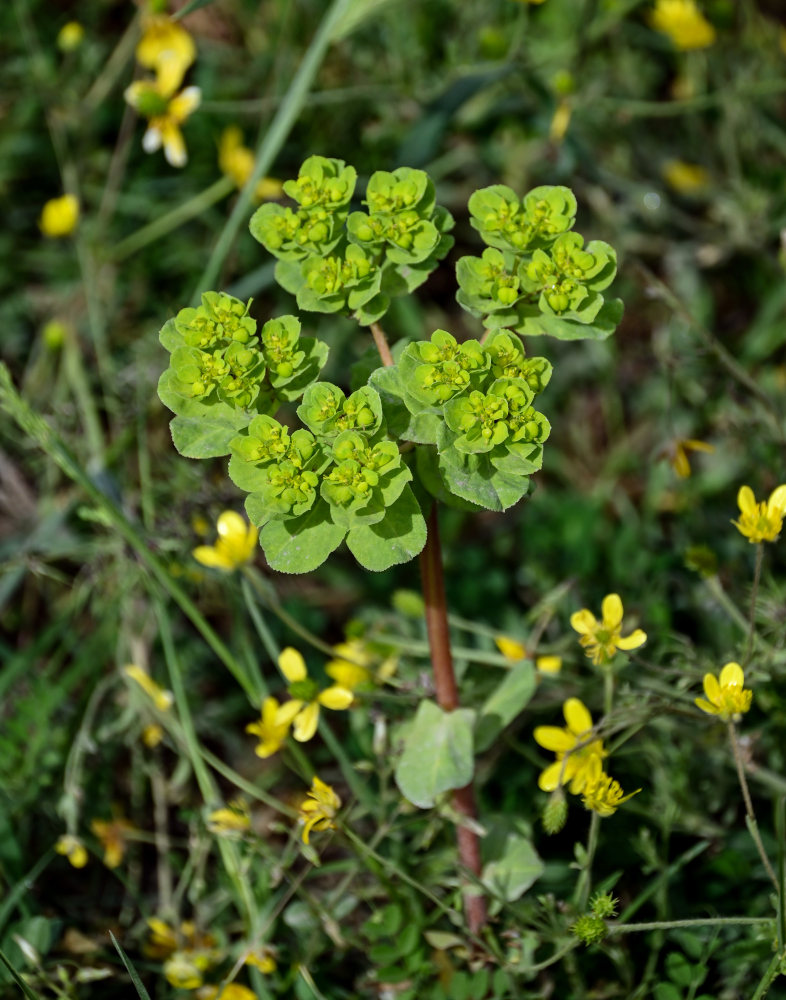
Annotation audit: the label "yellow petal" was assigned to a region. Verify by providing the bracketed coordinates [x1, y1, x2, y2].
[601, 593, 623, 629]
[278, 647, 307, 682]
[672, 444, 691, 478]
[695, 697, 719, 716]
[537, 760, 565, 792]
[768, 484, 786, 515]
[317, 685, 354, 710]
[719, 661, 744, 688]
[616, 629, 647, 651]
[293, 702, 319, 742]
[192, 545, 234, 571]
[217, 510, 247, 540]
[160, 121, 187, 168]
[569, 609, 597, 635]
[325, 661, 370, 690]
[495, 636, 527, 661]
[533, 726, 575, 752]
[702, 672, 720, 703]
[169, 85, 201, 122]
[563, 697, 592, 736]
[274, 699, 303, 727]
[536, 655, 562, 674]
[737, 485, 756, 514]
[261, 695, 281, 724]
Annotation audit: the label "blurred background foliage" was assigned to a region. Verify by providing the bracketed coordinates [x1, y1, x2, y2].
[2, 0, 786, 997]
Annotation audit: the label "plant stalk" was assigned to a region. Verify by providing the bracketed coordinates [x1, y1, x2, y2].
[420, 502, 487, 934]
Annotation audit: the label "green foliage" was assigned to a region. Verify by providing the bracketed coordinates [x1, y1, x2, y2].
[457, 184, 623, 341]
[394, 699, 475, 808]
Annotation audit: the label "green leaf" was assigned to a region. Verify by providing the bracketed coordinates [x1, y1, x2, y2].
[415, 446, 482, 512]
[256, 502, 346, 574]
[475, 660, 537, 753]
[109, 931, 152, 1000]
[437, 446, 531, 512]
[345, 486, 426, 571]
[517, 297, 624, 341]
[172, 0, 215, 20]
[653, 985, 682, 1000]
[159, 317, 185, 353]
[481, 832, 544, 902]
[394, 699, 475, 808]
[170, 410, 252, 459]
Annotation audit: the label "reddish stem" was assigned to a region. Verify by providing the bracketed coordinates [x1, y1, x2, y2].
[420, 503, 487, 934]
[370, 321, 395, 368]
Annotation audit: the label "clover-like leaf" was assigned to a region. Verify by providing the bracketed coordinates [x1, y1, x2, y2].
[394, 699, 475, 808]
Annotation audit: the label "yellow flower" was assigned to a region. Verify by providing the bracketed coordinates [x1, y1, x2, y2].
[197, 986, 257, 1000]
[125, 79, 201, 168]
[732, 484, 786, 543]
[534, 698, 606, 793]
[124, 664, 174, 712]
[244, 947, 277, 974]
[536, 655, 562, 675]
[165, 952, 211, 990]
[218, 127, 284, 203]
[136, 14, 196, 95]
[325, 639, 397, 691]
[275, 648, 354, 742]
[650, 0, 715, 50]
[192, 510, 258, 571]
[662, 161, 710, 195]
[57, 22, 84, 52]
[55, 834, 88, 868]
[695, 661, 753, 721]
[142, 723, 164, 748]
[495, 635, 527, 661]
[298, 776, 341, 844]
[39, 195, 79, 237]
[670, 437, 714, 477]
[145, 919, 215, 961]
[245, 696, 291, 758]
[90, 815, 135, 868]
[207, 801, 250, 838]
[570, 593, 647, 666]
[580, 754, 640, 817]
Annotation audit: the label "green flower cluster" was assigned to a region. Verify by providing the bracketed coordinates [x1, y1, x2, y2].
[457, 185, 623, 341]
[157, 294, 327, 459]
[250, 158, 454, 327]
[227, 383, 425, 573]
[371, 329, 551, 512]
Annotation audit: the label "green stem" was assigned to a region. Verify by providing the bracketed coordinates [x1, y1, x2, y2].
[703, 573, 753, 636]
[575, 811, 600, 911]
[110, 177, 234, 262]
[603, 667, 614, 719]
[0, 364, 255, 702]
[609, 916, 774, 934]
[240, 574, 282, 667]
[728, 721, 779, 892]
[192, 0, 355, 299]
[744, 543, 764, 669]
[751, 951, 783, 1000]
[62, 326, 106, 469]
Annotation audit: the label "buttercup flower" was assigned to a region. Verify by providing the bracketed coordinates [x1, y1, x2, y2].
[246, 696, 291, 758]
[124, 663, 174, 711]
[164, 952, 211, 990]
[136, 14, 195, 95]
[192, 510, 258, 572]
[39, 195, 79, 237]
[145, 919, 216, 961]
[124, 79, 201, 168]
[670, 437, 714, 477]
[325, 638, 397, 692]
[534, 698, 606, 793]
[219, 127, 284, 203]
[732, 484, 786, 543]
[298, 776, 341, 844]
[90, 815, 135, 868]
[197, 985, 257, 1000]
[695, 661, 753, 721]
[570, 593, 647, 666]
[275, 647, 354, 742]
[207, 801, 250, 837]
[55, 834, 88, 868]
[650, 0, 715, 50]
[57, 22, 84, 52]
[580, 754, 640, 817]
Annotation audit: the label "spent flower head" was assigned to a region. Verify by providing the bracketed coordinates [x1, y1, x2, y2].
[192, 510, 258, 572]
[275, 648, 353, 742]
[650, 0, 715, 50]
[40, 195, 79, 237]
[695, 661, 753, 722]
[579, 754, 640, 817]
[570, 593, 646, 667]
[298, 776, 341, 844]
[732, 484, 786, 543]
[90, 815, 135, 868]
[534, 698, 606, 793]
